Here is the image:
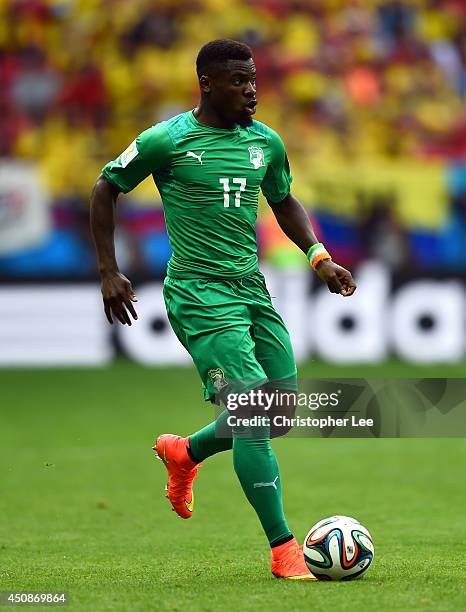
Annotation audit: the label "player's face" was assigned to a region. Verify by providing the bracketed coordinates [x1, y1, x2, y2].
[208, 59, 257, 127]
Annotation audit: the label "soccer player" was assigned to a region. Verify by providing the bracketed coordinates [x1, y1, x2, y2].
[90, 39, 356, 580]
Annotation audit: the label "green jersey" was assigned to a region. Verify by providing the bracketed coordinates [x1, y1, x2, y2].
[102, 110, 292, 279]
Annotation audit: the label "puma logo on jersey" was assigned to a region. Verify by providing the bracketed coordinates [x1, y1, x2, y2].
[253, 476, 279, 490]
[186, 150, 205, 164]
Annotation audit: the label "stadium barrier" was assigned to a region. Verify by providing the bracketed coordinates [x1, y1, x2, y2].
[1, 262, 464, 367]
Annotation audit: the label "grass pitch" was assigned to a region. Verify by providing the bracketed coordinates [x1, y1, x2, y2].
[1, 361, 465, 611]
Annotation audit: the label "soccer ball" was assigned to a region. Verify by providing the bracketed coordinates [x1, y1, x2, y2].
[303, 515, 374, 580]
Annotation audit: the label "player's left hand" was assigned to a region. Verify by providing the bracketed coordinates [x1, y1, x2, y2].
[315, 260, 357, 297]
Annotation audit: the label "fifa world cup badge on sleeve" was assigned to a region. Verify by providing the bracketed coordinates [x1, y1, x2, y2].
[120, 140, 138, 168]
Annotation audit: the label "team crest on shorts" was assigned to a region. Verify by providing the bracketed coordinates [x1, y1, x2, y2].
[208, 368, 228, 392]
[248, 146, 265, 170]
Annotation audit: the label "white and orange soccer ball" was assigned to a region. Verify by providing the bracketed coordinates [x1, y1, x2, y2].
[303, 515, 374, 580]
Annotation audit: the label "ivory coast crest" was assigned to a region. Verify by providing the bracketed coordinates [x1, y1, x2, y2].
[207, 368, 228, 392]
[248, 146, 265, 170]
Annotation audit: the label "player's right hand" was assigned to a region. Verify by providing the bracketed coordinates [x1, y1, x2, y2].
[100, 272, 138, 325]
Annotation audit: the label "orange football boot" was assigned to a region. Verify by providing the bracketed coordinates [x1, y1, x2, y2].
[271, 538, 318, 580]
[153, 434, 200, 519]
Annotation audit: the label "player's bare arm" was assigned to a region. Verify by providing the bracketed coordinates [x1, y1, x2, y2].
[268, 192, 357, 297]
[90, 174, 138, 325]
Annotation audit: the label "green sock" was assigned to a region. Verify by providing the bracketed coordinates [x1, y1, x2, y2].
[188, 410, 233, 462]
[232, 436, 291, 545]
[189, 411, 291, 544]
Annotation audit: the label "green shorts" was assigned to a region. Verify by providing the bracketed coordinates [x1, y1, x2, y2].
[163, 271, 297, 402]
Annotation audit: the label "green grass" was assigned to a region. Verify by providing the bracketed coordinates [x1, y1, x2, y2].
[1, 362, 465, 611]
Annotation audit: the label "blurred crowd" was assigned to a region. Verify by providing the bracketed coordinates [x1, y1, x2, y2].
[1, 0, 466, 275]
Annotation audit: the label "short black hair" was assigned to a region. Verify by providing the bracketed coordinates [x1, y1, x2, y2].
[196, 39, 253, 76]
